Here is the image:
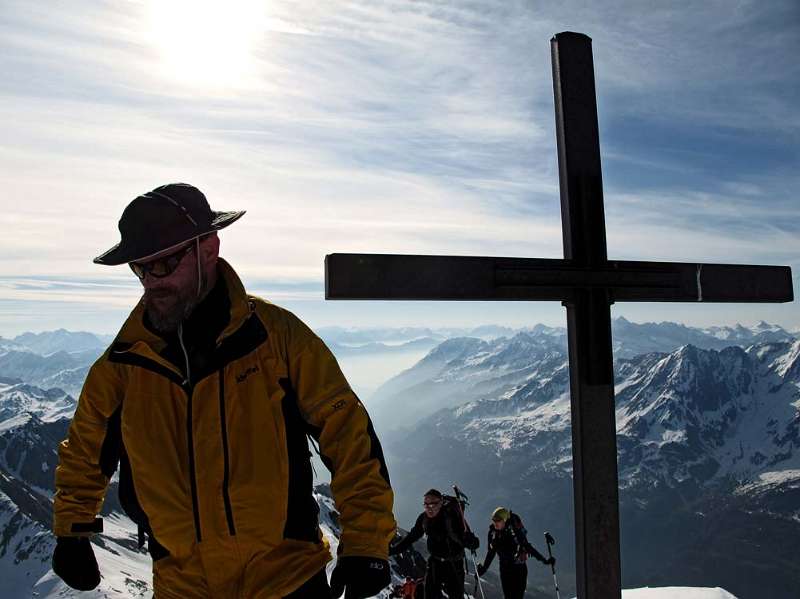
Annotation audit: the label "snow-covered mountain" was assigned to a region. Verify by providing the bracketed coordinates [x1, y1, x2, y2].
[11, 329, 110, 356]
[372, 320, 797, 433]
[0, 350, 94, 398]
[0, 379, 76, 423]
[2, 321, 792, 410]
[0, 393, 154, 598]
[1, 322, 797, 598]
[612, 317, 796, 359]
[371, 332, 567, 430]
[384, 339, 800, 599]
[0, 330, 110, 399]
[615, 342, 800, 489]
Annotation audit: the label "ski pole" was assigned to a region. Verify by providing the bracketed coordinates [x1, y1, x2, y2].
[452, 485, 485, 599]
[470, 550, 486, 599]
[544, 532, 561, 599]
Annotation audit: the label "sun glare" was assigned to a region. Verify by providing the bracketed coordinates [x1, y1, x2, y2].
[147, 0, 265, 89]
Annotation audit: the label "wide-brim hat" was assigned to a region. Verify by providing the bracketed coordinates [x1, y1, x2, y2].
[93, 183, 245, 265]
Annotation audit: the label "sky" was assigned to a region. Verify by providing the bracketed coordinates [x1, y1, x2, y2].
[1, 0, 798, 336]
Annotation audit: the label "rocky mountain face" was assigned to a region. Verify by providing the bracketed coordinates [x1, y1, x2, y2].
[371, 320, 796, 430]
[0, 378, 153, 598]
[383, 335, 800, 599]
[371, 332, 568, 431]
[0, 379, 76, 423]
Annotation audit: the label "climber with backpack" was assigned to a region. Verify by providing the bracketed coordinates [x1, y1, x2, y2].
[390, 489, 480, 599]
[476, 507, 555, 599]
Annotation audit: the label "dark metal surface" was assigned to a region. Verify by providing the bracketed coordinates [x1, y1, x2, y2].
[552, 32, 620, 599]
[565, 289, 619, 598]
[552, 32, 607, 268]
[323, 30, 795, 599]
[325, 254, 793, 303]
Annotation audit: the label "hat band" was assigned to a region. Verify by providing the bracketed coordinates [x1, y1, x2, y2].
[143, 190, 199, 227]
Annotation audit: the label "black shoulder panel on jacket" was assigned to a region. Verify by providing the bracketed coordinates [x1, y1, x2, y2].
[99, 405, 122, 479]
[108, 343, 185, 387]
[118, 445, 150, 528]
[196, 312, 269, 381]
[365, 415, 391, 486]
[279, 377, 321, 543]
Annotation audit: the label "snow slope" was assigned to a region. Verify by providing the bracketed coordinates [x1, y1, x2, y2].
[618, 588, 737, 599]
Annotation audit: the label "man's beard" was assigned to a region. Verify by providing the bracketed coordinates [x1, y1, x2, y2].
[144, 280, 200, 334]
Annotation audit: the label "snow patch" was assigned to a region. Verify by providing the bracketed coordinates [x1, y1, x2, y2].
[614, 587, 738, 599]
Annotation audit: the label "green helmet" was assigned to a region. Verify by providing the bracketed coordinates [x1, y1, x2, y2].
[491, 507, 510, 522]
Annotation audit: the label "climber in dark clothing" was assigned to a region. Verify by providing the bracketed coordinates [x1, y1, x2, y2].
[390, 489, 480, 599]
[477, 507, 554, 599]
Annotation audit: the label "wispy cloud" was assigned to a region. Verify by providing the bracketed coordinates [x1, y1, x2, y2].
[1, 0, 798, 333]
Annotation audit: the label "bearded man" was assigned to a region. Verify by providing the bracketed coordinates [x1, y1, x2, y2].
[52, 183, 395, 598]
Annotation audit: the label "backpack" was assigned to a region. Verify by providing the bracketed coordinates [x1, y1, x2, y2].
[508, 511, 525, 533]
[422, 494, 469, 541]
[441, 494, 468, 530]
[488, 511, 529, 563]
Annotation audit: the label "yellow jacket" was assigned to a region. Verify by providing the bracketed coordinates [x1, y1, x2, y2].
[54, 259, 395, 595]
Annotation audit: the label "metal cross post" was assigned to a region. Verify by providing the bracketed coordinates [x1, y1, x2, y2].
[324, 32, 794, 598]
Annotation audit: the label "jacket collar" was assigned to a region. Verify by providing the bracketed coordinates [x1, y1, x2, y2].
[215, 258, 252, 344]
[114, 258, 252, 353]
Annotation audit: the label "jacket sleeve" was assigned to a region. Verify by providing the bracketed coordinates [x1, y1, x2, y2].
[514, 525, 546, 562]
[285, 314, 396, 560]
[392, 513, 425, 554]
[523, 539, 547, 563]
[53, 354, 124, 537]
[483, 528, 496, 569]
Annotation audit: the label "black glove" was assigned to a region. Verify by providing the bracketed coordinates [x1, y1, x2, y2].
[544, 556, 556, 567]
[329, 556, 391, 599]
[464, 530, 479, 551]
[476, 562, 487, 577]
[52, 536, 100, 591]
[388, 540, 402, 556]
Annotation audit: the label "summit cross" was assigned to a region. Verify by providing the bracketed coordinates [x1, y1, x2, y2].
[324, 32, 793, 598]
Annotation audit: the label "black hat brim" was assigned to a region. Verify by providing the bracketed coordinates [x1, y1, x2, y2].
[93, 210, 246, 266]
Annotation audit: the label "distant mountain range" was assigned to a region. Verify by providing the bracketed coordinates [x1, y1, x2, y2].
[370, 318, 797, 430]
[0, 329, 111, 398]
[0, 321, 797, 598]
[611, 317, 795, 358]
[1, 329, 112, 355]
[2, 320, 793, 405]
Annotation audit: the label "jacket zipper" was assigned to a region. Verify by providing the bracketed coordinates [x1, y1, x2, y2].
[178, 325, 202, 543]
[218, 368, 236, 536]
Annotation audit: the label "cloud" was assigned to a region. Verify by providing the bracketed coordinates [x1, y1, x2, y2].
[1, 0, 798, 332]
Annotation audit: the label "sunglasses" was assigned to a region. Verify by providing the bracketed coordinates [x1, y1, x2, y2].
[423, 501, 442, 508]
[129, 244, 194, 280]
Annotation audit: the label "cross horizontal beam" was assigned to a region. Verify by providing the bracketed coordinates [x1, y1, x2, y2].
[325, 253, 793, 303]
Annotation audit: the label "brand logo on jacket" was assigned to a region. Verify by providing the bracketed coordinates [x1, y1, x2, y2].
[236, 365, 259, 383]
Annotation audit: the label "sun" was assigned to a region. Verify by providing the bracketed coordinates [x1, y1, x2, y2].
[147, 0, 265, 89]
